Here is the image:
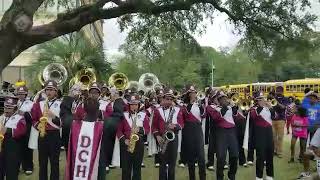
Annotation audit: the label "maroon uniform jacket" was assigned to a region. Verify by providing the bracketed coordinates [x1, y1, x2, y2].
[249, 106, 276, 127]
[99, 99, 113, 119]
[2, 113, 27, 140]
[116, 111, 150, 141]
[152, 106, 184, 137]
[31, 99, 62, 131]
[182, 102, 206, 123]
[206, 105, 245, 129]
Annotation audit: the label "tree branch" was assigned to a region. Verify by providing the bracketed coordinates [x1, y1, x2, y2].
[20, 0, 289, 52]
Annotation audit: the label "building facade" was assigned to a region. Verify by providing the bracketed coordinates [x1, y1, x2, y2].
[0, 0, 104, 84]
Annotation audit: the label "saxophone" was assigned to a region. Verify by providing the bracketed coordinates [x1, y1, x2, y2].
[39, 99, 49, 137]
[160, 107, 176, 154]
[128, 112, 140, 153]
[0, 115, 5, 152]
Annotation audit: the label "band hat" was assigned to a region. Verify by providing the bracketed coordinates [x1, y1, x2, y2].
[186, 85, 197, 93]
[4, 95, 19, 108]
[128, 94, 140, 104]
[44, 80, 58, 91]
[102, 83, 109, 89]
[210, 89, 218, 98]
[157, 90, 164, 97]
[164, 89, 175, 98]
[253, 91, 265, 100]
[16, 85, 28, 95]
[305, 91, 319, 98]
[89, 82, 101, 93]
[217, 91, 228, 100]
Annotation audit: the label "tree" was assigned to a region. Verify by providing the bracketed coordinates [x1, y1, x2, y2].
[114, 39, 205, 89]
[0, 0, 317, 72]
[26, 33, 112, 92]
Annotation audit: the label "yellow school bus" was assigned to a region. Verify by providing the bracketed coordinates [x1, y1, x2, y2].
[284, 78, 320, 100]
[250, 82, 277, 95]
[228, 84, 250, 98]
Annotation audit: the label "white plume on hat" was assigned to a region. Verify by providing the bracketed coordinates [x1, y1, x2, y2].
[69, 82, 82, 96]
[110, 86, 118, 96]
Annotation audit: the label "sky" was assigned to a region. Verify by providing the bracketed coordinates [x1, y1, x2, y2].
[103, 1, 320, 56]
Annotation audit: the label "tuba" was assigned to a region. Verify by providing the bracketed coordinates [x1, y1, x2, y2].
[153, 83, 164, 92]
[128, 112, 140, 153]
[72, 68, 96, 90]
[138, 73, 159, 93]
[160, 107, 176, 154]
[42, 63, 68, 86]
[128, 81, 139, 93]
[108, 73, 129, 91]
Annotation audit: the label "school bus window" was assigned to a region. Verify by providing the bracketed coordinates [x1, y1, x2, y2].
[292, 85, 296, 91]
[301, 85, 305, 91]
[310, 85, 314, 91]
[315, 85, 319, 92]
[297, 85, 301, 92]
[286, 86, 289, 91]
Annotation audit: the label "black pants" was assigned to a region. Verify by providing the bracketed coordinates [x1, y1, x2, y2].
[120, 139, 144, 180]
[159, 134, 178, 180]
[207, 126, 216, 167]
[247, 121, 255, 162]
[38, 130, 61, 180]
[179, 129, 186, 165]
[183, 122, 206, 180]
[215, 128, 238, 180]
[104, 129, 116, 167]
[154, 153, 160, 164]
[21, 124, 33, 172]
[236, 121, 246, 165]
[254, 126, 274, 178]
[0, 138, 21, 180]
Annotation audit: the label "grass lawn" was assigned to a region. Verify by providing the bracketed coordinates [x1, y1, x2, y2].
[19, 135, 312, 180]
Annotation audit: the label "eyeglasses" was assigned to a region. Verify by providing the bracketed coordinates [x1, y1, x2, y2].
[165, 98, 173, 101]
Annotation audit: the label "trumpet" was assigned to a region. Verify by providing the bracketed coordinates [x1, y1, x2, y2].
[38, 99, 49, 137]
[268, 98, 278, 107]
[230, 93, 239, 104]
[128, 112, 140, 153]
[239, 99, 252, 111]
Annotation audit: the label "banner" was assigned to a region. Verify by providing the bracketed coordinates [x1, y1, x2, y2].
[65, 120, 103, 180]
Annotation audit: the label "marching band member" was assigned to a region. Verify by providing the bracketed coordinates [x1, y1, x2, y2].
[152, 89, 184, 180]
[204, 88, 218, 171]
[245, 92, 276, 180]
[65, 97, 105, 180]
[60, 82, 82, 154]
[74, 82, 103, 121]
[99, 85, 117, 171]
[31, 80, 62, 180]
[271, 87, 289, 158]
[146, 96, 159, 158]
[206, 91, 245, 180]
[16, 85, 35, 175]
[0, 96, 27, 180]
[182, 85, 206, 180]
[117, 94, 150, 180]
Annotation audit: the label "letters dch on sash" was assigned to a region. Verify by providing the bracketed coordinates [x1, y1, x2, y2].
[65, 121, 103, 180]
